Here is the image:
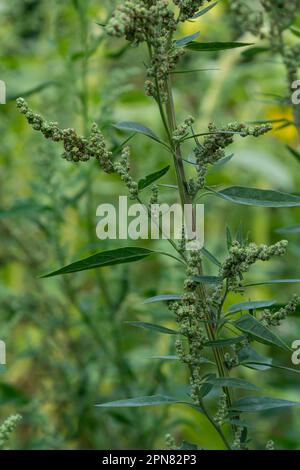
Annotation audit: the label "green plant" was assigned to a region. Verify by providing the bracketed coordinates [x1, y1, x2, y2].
[16, 0, 300, 450]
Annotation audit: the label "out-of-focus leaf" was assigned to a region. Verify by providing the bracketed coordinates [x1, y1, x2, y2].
[276, 225, 300, 234]
[215, 186, 300, 207]
[138, 166, 170, 190]
[193, 275, 221, 284]
[0, 383, 28, 405]
[179, 441, 198, 450]
[0, 201, 49, 219]
[96, 395, 186, 408]
[230, 396, 300, 413]
[125, 321, 178, 335]
[286, 145, 300, 163]
[244, 279, 300, 287]
[241, 47, 269, 59]
[8, 81, 60, 101]
[143, 294, 182, 304]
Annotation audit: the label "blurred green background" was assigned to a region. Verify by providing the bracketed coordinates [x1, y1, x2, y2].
[0, 0, 300, 450]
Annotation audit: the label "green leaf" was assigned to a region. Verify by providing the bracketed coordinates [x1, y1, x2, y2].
[204, 377, 260, 392]
[113, 121, 161, 143]
[199, 374, 215, 398]
[215, 186, 300, 207]
[244, 279, 300, 287]
[143, 294, 182, 304]
[151, 355, 179, 360]
[96, 395, 184, 408]
[125, 321, 178, 335]
[185, 42, 253, 52]
[0, 201, 48, 219]
[179, 441, 198, 450]
[201, 247, 221, 267]
[276, 225, 300, 234]
[238, 346, 272, 371]
[230, 396, 300, 413]
[290, 26, 300, 38]
[205, 336, 247, 347]
[138, 166, 170, 191]
[286, 145, 300, 163]
[241, 47, 270, 58]
[41, 247, 153, 278]
[233, 315, 291, 352]
[0, 383, 28, 406]
[214, 153, 234, 167]
[193, 1, 219, 18]
[193, 275, 221, 284]
[176, 32, 200, 46]
[228, 300, 276, 314]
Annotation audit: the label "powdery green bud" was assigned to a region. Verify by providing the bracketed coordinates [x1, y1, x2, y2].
[265, 439, 275, 450]
[262, 295, 299, 327]
[0, 414, 22, 450]
[114, 147, 139, 199]
[229, 1, 264, 36]
[165, 433, 178, 450]
[214, 393, 228, 427]
[232, 427, 243, 450]
[16, 99, 114, 172]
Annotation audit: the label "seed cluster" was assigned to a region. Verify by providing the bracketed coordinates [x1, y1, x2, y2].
[220, 240, 288, 290]
[16, 98, 114, 173]
[0, 414, 22, 449]
[230, 1, 263, 36]
[262, 295, 299, 327]
[113, 146, 139, 199]
[214, 393, 228, 426]
[191, 122, 272, 193]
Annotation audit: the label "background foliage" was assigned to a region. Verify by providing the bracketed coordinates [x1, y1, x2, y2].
[0, 0, 300, 449]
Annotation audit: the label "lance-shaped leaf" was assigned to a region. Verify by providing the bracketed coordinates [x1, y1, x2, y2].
[185, 42, 253, 52]
[228, 300, 276, 314]
[205, 336, 247, 347]
[244, 279, 300, 287]
[204, 377, 260, 392]
[96, 395, 187, 408]
[176, 32, 200, 47]
[201, 247, 221, 267]
[193, 1, 219, 18]
[215, 186, 300, 207]
[143, 294, 182, 304]
[41, 247, 154, 278]
[287, 145, 300, 163]
[125, 321, 178, 335]
[276, 225, 300, 234]
[230, 396, 300, 413]
[233, 315, 291, 352]
[138, 166, 170, 191]
[113, 121, 161, 143]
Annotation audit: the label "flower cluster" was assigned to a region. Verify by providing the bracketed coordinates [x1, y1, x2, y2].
[113, 146, 139, 199]
[16, 98, 114, 172]
[106, 1, 183, 102]
[262, 295, 299, 327]
[0, 414, 22, 450]
[220, 240, 288, 290]
[229, 1, 264, 36]
[173, 0, 212, 22]
[168, 251, 209, 406]
[214, 393, 228, 426]
[260, 0, 299, 33]
[172, 116, 194, 143]
[191, 122, 272, 192]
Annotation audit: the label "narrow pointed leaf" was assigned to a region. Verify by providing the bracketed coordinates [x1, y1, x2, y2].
[231, 396, 300, 413]
[143, 294, 182, 304]
[201, 247, 221, 267]
[125, 321, 178, 335]
[41, 247, 154, 278]
[205, 377, 260, 391]
[113, 121, 161, 143]
[205, 336, 247, 347]
[244, 279, 300, 287]
[185, 42, 253, 52]
[287, 145, 300, 163]
[96, 395, 185, 408]
[233, 314, 291, 352]
[228, 300, 276, 314]
[215, 186, 300, 207]
[193, 1, 219, 18]
[138, 166, 170, 190]
[276, 225, 300, 234]
[176, 32, 200, 46]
